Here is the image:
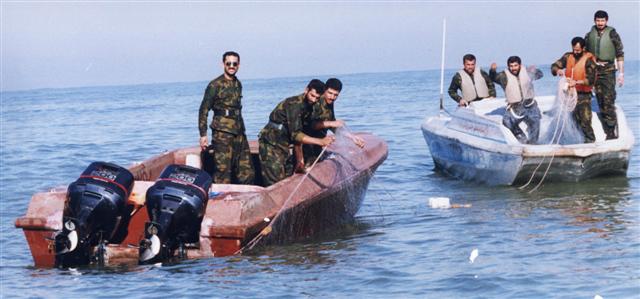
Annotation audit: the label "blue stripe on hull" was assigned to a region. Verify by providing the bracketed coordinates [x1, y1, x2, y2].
[422, 130, 521, 185]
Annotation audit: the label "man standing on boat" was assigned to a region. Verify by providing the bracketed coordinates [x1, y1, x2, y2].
[490, 56, 543, 144]
[298, 78, 365, 170]
[448, 54, 496, 107]
[259, 79, 335, 186]
[584, 10, 625, 140]
[551, 37, 597, 143]
[198, 51, 255, 184]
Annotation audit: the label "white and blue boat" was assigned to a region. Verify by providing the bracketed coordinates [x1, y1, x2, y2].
[421, 96, 634, 185]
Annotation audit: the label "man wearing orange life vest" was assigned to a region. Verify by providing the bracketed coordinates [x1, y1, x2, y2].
[551, 37, 597, 143]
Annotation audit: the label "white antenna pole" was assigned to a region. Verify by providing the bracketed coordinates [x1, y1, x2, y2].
[439, 18, 447, 111]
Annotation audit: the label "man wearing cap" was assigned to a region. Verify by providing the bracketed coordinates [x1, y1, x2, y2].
[584, 10, 625, 139]
[258, 79, 335, 186]
[448, 54, 496, 107]
[198, 51, 255, 184]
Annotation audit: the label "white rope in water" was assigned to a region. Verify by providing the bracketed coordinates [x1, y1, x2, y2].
[527, 110, 571, 193]
[236, 146, 329, 254]
[519, 80, 576, 191]
[518, 99, 565, 189]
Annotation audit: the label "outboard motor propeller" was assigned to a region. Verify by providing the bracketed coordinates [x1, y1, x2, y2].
[139, 164, 211, 264]
[54, 162, 134, 267]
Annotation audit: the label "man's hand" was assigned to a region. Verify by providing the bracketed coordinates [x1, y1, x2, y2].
[568, 78, 577, 88]
[618, 73, 624, 87]
[199, 136, 208, 150]
[330, 120, 345, 128]
[556, 69, 565, 77]
[458, 100, 468, 107]
[319, 135, 335, 147]
[351, 135, 365, 148]
[294, 160, 306, 173]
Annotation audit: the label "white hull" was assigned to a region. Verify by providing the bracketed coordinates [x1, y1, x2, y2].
[421, 96, 634, 185]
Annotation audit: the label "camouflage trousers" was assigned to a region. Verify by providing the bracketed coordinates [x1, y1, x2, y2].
[503, 99, 541, 144]
[210, 130, 255, 184]
[574, 93, 595, 143]
[258, 139, 293, 187]
[594, 65, 618, 138]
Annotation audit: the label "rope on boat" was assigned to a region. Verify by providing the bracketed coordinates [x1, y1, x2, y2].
[527, 111, 570, 193]
[517, 102, 565, 190]
[518, 80, 576, 192]
[236, 146, 329, 255]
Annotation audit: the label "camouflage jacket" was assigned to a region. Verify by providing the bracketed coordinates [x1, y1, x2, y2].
[198, 74, 245, 136]
[551, 52, 597, 87]
[304, 96, 335, 138]
[584, 25, 624, 62]
[261, 93, 314, 149]
[448, 70, 497, 102]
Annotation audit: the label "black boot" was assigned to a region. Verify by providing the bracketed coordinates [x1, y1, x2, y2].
[604, 125, 618, 140]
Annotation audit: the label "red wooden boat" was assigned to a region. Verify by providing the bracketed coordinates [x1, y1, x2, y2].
[15, 133, 388, 267]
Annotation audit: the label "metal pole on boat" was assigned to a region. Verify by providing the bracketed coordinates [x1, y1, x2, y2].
[439, 18, 446, 112]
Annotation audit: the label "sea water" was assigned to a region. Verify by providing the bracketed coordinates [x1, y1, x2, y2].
[1, 63, 639, 298]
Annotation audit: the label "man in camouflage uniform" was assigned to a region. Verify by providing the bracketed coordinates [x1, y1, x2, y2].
[299, 78, 365, 168]
[448, 54, 496, 107]
[584, 10, 625, 140]
[551, 37, 597, 143]
[198, 51, 255, 184]
[258, 79, 334, 186]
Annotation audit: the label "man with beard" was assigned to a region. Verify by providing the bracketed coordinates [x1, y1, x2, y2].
[198, 51, 255, 184]
[584, 10, 625, 139]
[490, 56, 543, 144]
[551, 37, 597, 143]
[258, 79, 335, 186]
[296, 78, 365, 171]
[448, 54, 496, 107]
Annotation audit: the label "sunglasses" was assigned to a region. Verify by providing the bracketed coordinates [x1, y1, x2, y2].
[225, 62, 238, 67]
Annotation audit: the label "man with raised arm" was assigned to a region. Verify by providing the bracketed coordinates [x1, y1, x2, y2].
[490, 56, 543, 144]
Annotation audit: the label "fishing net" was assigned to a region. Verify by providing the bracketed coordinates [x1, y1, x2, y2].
[539, 77, 584, 145]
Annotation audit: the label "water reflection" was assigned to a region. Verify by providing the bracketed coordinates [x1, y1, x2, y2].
[508, 177, 633, 234]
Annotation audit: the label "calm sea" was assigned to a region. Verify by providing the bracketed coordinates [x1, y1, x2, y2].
[1, 63, 639, 298]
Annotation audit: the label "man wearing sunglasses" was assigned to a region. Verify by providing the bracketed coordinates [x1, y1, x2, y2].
[258, 79, 335, 186]
[198, 51, 255, 184]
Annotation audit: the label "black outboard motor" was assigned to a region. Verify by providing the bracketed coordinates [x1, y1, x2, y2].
[54, 162, 134, 267]
[139, 164, 211, 264]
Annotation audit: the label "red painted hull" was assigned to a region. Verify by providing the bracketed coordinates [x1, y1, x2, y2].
[15, 133, 388, 267]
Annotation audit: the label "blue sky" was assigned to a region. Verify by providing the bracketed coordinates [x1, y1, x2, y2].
[1, 1, 638, 91]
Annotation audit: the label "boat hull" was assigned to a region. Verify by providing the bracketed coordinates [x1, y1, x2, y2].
[15, 133, 387, 267]
[421, 96, 634, 185]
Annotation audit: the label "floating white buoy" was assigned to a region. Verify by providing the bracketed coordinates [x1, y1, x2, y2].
[594, 295, 603, 299]
[469, 248, 479, 263]
[428, 197, 451, 209]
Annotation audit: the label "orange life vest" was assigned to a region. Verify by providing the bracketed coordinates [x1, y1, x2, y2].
[565, 52, 595, 93]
